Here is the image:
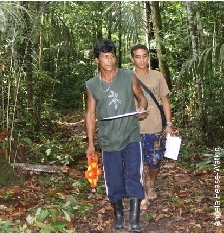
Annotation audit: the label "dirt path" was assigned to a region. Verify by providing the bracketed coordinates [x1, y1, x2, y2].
[0, 113, 222, 232]
[63, 114, 223, 233]
[75, 159, 223, 233]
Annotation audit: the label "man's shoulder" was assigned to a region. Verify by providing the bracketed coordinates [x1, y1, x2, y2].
[118, 68, 134, 77]
[149, 69, 163, 77]
[86, 76, 98, 85]
[85, 76, 98, 92]
[115, 69, 134, 83]
[148, 70, 166, 83]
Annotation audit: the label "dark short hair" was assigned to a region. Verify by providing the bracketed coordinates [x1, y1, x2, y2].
[93, 39, 116, 58]
[131, 44, 149, 57]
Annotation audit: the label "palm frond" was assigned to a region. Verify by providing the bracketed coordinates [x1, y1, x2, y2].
[180, 43, 224, 80]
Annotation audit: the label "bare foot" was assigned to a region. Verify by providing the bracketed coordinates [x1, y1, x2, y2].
[148, 187, 157, 200]
[140, 198, 150, 210]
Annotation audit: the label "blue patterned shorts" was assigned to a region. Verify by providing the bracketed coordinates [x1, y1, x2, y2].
[141, 133, 165, 169]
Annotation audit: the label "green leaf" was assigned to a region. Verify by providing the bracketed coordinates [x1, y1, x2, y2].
[48, 208, 57, 223]
[69, 195, 79, 207]
[62, 209, 71, 222]
[62, 200, 71, 208]
[195, 160, 212, 170]
[36, 210, 49, 222]
[34, 221, 56, 232]
[21, 137, 33, 146]
[51, 221, 67, 231]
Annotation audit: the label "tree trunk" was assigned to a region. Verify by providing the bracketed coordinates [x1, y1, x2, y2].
[117, 2, 122, 68]
[107, 11, 113, 40]
[96, 2, 103, 40]
[22, 2, 34, 134]
[143, 1, 151, 50]
[195, 1, 205, 50]
[0, 155, 22, 187]
[186, 2, 198, 59]
[186, 1, 206, 135]
[150, 1, 172, 90]
[39, 12, 44, 72]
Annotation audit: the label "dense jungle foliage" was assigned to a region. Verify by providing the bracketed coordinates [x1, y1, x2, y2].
[0, 2, 223, 233]
[0, 1, 223, 169]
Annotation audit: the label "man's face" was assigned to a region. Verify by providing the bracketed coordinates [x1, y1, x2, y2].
[131, 49, 149, 69]
[95, 52, 116, 71]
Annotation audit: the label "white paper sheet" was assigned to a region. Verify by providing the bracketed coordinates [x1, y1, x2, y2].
[164, 133, 182, 160]
[102, 110, 148, 120]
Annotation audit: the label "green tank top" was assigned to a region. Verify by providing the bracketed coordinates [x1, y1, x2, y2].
[86, 68, 140, 151]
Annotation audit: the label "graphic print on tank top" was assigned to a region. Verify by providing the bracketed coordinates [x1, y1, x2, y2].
[108, 90, 122, 109]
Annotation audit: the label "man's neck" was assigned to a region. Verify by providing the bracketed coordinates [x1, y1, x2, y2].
[134, 67, 149, 76]
[100, 68, 117, 83]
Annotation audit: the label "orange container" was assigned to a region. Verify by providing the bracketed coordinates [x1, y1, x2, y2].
[85, 154, 101, 188]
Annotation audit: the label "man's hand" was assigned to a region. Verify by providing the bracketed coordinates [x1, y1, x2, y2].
[166, 125, 174, 136]
[135, 108, 149, 121]
[85, 145, 96, 158]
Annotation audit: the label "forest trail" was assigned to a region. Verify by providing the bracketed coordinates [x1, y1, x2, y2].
[0, 114, 223, 233]
[75, 160, 223, 233]
[62, 114, 223, 233]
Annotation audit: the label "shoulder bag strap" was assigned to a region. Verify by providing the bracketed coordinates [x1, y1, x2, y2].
[137, 78, 161, 110]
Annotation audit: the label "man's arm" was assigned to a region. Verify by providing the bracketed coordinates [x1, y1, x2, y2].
[132, 74, 148, 120]
[161, 95, 174, 135]
[85, 89, 96, 155]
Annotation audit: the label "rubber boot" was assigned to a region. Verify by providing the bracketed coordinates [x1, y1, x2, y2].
[112, 199, 125, 229]
[129, 198, 142, 233]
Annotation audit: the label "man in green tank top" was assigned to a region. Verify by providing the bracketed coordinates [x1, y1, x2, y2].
[85, 39, 148, 233]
